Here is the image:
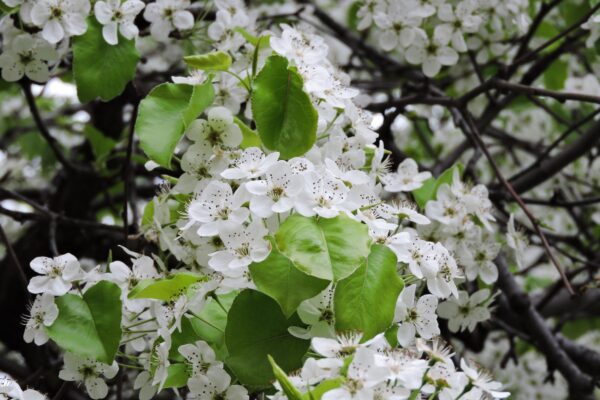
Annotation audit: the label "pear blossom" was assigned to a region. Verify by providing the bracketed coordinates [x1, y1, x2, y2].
[188, 366, 248, 400]
[185, 181, 249, 236]
[425, 183, 468, 226]
[394, 284, 440, 346]
[312, 331, 364, 361]
[58, 353, 118, 399]
[1, 0, 35, 24]
[460, 358, 510, 398]
[94, 0, 145, 45]
[244, 160, 304, 218]
[179, 340, 221, 376]
[289, 286, 336, 340]
[373, 3, 422, 51]
[133, 371, 158, 400]
[143, 0, 193, 42]
[221, 148, 279, 180]
[270, 24, 329, 66]
[208, 220, 270, 272]
[175, 141, 228, 194]
[186, 107, 243, 149]
[0, 379, 46, 400]
[294, 171, 349, 218]
[151, 336, 171, 390]
[30, 0, 90, 43]
[23, 294, 58, 345]
[405, 32, 460, 77]
[27, 253, 83, 296]
[391, 238, 438, 279]
[321, 348, 388, 400]
[206, 0, 250, 51]
[434, 2, 482, 53]
[381, 158, 431, 192]
[437, 289, 493, 332]
[463, 238, 501, 284]
[0, 34, 58, 82]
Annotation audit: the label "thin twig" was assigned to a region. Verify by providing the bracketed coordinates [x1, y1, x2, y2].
[0, 223, 30, 297]
[122, 103, 139, 241]
[456, 107, 576, 295]
[21, 82, 91, 175]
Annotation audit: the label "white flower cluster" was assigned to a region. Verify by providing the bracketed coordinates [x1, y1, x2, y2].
[273, 333, 508, 400]
[356, 0, 530, 76]
[0, 375, 46, 400]
[17, 7, 512, 400]
[0, 0, 197, 82]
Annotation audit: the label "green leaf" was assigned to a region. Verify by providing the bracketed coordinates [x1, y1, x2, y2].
[163, 364, 190, 389]
[46, 281, 122, 364]
[543, 59, 568, 90]
[189, 291, 237, 345]
[136, 81, 214, 168]
[83, 125, 117, 162]
[302, 378, 345, 400]
[184, 51, 232, 71]
[334, 245, 403, 339]
[141, 200, 155, 228]
[250, 238, 330, 317]
[129, 273, 205, 300]
[562, 317, 600, 340]
[169, 317, 202, 361]
[412, 163, 463, 209]
[268, 355, 303, 400]
[72, 19, 139, 102]
[225, 290, 309, 387]
[251, 55, 317, 159]
[234, 116, 261, 149]
[233, 28, 270, 49]
[559, 2, 590, 26]
[347, 1, 362, 30]
[275, 214, 371, 281]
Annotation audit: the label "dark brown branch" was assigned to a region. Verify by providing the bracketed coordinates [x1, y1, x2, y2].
[0, 223, 30, 298]
[455, 107, 575, 294]
[509, 117, 600, 193]
[21, 82, 92, 176]
[495, 254, 595, 399]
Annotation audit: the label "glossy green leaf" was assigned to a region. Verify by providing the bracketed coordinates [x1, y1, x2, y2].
[189, 291, 237, 345]
[234, 116, 261, 149]
[169, 317, 202, 361]
[275, 214, 371, 281]
[46, 281, 122, 364]
[129, 273, 205, 300]
[184, 51, 232, 71]
[268, 355, 303, 400]
[251, 55, 317, 159]
[72, 19, 139, 102]
[136, 81, 214, 168]
[163, 363, 190, 389]
[250, 238, 329, 317]
[334, 245, 404, 339]
[225, 290, 309, 387]
[412, 163, 463, 209]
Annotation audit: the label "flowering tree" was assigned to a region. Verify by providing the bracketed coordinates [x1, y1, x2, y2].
[1, 0, 600, 399]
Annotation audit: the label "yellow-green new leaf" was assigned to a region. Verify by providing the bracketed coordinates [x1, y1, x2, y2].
[184, 51, 232, 71]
